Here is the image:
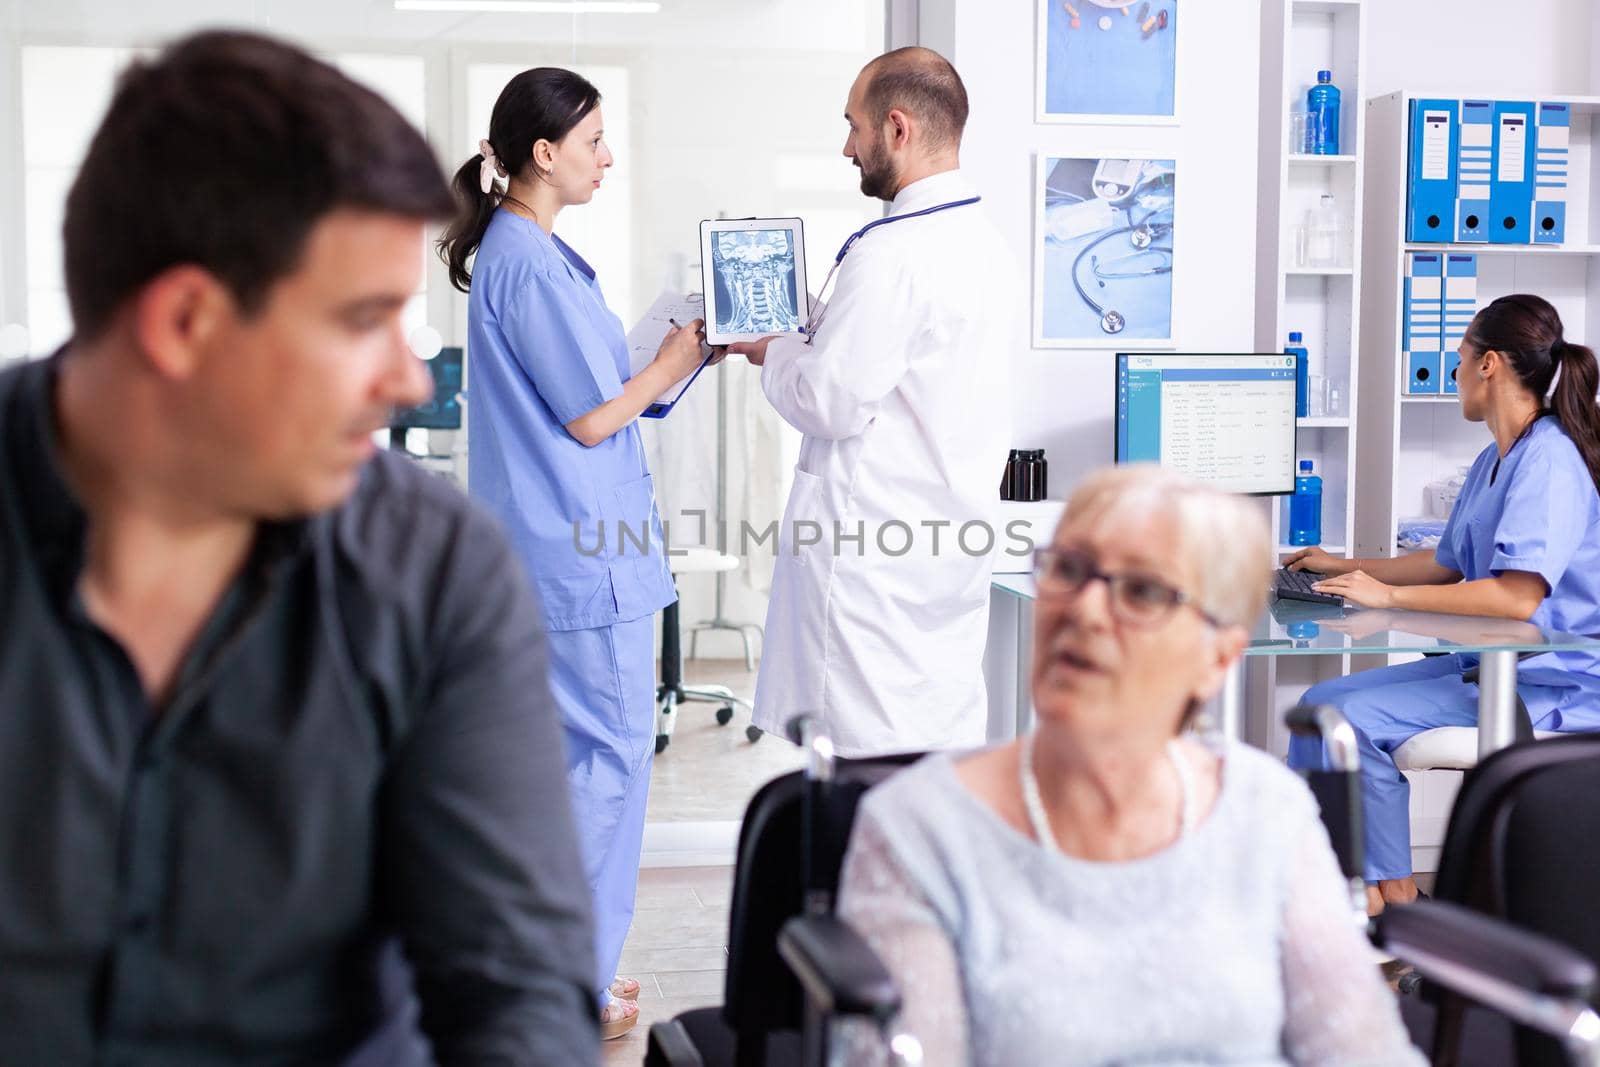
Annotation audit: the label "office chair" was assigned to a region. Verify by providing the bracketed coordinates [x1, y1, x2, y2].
[1289, 705, 1600, 1067]
[655, 549, 758, 755]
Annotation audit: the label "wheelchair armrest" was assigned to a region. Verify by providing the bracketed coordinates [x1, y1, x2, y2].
[645, 1020, 707, 1067]
[778, 914, 901, 1023]
[1377, 898, 1597, 1001]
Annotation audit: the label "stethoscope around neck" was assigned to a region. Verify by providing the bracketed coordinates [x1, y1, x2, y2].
[801, 195, 982, 340]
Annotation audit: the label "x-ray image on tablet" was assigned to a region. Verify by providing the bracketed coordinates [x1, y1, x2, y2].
[699, 218, 809, 345]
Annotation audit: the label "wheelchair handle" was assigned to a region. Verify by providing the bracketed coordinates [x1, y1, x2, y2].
[785, 714, 836, 784]
[1285, 703, 1360, 774]
[888, 1032, 925, 1065]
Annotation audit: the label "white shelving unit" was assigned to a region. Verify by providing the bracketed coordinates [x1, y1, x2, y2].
[1251, 0, 1367, 756]
[1355, 91, 1600, 560]
[1256, 0, 1366, 562]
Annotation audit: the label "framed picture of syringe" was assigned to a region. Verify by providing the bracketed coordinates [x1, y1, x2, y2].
[1036, 0, 1178, 124]
[1033, 155, 1177, 349]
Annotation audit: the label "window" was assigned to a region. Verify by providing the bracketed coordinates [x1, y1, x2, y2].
[18, 46, 431, 354]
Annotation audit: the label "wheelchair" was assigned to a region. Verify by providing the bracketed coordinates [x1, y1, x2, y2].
[647, 709, 1600, 1067]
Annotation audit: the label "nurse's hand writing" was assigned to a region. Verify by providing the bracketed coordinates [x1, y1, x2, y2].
[1310, 569, 1396, 609]
[1283, 546, 1353, 575]
[654, 318, 707, 382]
[727, 337, 777, 367]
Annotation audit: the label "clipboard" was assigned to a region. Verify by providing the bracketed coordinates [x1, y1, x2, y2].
[627, 290, 713, 418]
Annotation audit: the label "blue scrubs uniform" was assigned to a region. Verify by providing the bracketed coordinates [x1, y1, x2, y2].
[466, 210, 675, 1002]
[1289, 416, 1600, 881]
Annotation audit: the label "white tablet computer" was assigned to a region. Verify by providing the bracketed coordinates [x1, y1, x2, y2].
[699, 218, 809, 345]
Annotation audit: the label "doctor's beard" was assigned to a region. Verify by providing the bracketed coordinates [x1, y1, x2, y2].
[854, 138, 900, 201]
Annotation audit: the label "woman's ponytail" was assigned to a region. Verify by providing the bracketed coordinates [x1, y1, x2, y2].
[437, 154, 499, 293]
[433, 67, 601, 294]
[1549, 338, 1600, 496]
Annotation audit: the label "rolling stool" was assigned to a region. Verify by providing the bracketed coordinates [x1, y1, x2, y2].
[1393, 659, 1557, 773]
[656, 549, 759, 754]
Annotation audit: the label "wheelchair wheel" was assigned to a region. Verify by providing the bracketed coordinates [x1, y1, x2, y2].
[745, 725, 763, 743]
[715, 705, 734, 726]
[654, 734, 670, 755]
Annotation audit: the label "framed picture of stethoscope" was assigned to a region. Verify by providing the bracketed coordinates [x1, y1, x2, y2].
[1033, 155, 1177, 349]
[1036, 0, 1179, 124]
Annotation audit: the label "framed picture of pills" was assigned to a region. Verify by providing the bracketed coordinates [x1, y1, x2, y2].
[1033, 154, 1177, 348]
[1036, 0, 1178, 124]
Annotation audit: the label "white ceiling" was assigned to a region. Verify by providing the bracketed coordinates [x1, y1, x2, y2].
[1, 0, 884, 54]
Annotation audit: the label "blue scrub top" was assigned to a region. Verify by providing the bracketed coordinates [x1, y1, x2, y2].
[1436, 415, 1600, 676]
[466, 210, 675, 632]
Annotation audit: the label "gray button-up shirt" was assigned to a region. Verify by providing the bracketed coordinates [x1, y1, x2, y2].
[0, 357, 598, 1065]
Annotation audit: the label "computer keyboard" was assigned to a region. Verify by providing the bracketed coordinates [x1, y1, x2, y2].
[1273, 567, 1344, 606]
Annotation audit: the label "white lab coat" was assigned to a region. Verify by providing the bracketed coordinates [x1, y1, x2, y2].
[753, 170, 1020, 757]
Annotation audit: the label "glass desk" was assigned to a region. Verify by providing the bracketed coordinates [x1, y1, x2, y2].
[989, 574, 1600, 756]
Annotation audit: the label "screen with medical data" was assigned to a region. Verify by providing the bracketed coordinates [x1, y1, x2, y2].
[1115, 353, 1298, 496]
[709, 227, 802, 336]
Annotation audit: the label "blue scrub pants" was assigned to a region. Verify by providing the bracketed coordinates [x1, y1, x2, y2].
[1286, 654, 1600, 882]
[546, 615, 656, 1006]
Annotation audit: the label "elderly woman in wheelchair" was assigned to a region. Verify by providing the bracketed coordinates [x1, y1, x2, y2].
[834, 464, 1423, 1065]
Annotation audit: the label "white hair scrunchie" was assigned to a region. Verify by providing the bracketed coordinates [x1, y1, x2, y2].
[1547, 343, 1565, 400]
[478, 138, 508, 195]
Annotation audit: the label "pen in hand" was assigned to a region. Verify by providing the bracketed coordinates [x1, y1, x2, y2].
[668, 317, 724, 366]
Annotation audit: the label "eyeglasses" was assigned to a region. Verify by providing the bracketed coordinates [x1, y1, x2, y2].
[1032, 547, 1222, 629]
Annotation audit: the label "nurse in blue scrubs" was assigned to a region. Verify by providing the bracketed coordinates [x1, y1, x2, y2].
[438, 68, 708, 1040]
[1285, 294, 1600, 917]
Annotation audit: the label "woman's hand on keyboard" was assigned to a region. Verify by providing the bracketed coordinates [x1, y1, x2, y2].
[1306, 569, 1397, 610]
[1282, 546, 1354, 575]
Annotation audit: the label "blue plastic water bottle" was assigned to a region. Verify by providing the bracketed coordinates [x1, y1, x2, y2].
[1307, 70, 1341, 155]
[1285, 332, 1309, 418]
[1289, 460, 1323, 546]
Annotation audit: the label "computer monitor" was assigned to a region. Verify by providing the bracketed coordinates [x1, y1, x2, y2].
[391, 346, 463, 431]
[1115, 352, 1298, 496]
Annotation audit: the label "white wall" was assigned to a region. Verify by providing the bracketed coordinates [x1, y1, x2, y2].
[919, 0, 1263, 498]
[1594, 4, 1600, 95]
[916, 0, 1599, 502]
[1366, 0, 1594, 100]
[0, 13, 20, 335]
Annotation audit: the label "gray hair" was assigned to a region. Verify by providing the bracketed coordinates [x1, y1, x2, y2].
[1057, 463, 1271, 629]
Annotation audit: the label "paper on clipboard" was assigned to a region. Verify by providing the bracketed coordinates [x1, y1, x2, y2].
[627, 290, 709, 406]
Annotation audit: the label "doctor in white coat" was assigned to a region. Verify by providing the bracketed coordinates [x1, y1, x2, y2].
[730, 48, 1020, 757]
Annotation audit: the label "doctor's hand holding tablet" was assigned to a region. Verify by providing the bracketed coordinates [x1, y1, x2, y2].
[698, 215, 812, 367]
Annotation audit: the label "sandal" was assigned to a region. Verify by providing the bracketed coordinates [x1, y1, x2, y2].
[609, 976, 642, 1002]
[600, 996, 639, 1041]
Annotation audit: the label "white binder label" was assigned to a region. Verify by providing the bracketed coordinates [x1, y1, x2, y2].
[1538, 124, 1570, 150]
[1422, 110, 1451, 180]
[1498, 116, 1527, 182]
[1410, 277, 1442, 300]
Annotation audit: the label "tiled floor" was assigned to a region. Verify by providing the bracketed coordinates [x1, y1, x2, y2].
[596, 657, 792, 1062]
[603, 865, 734, 1065]
[648, 657, 804, 823]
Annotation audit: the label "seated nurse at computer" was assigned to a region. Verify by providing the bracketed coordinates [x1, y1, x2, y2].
[1284, 294, 1600, 916]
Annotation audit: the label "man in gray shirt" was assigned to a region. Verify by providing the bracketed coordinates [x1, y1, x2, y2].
[0, 31, 597, 1064]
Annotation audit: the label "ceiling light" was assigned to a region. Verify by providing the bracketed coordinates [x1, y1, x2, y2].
[395, 0, 661, 12]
